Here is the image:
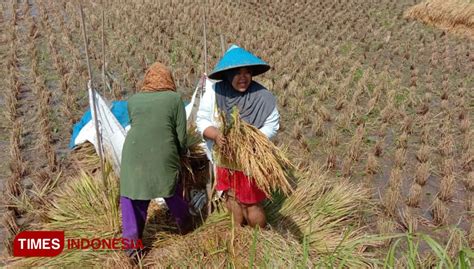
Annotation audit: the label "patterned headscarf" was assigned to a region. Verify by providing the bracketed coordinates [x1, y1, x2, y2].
[141, 62, 176, 92]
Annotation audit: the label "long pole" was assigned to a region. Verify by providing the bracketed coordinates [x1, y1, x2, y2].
[220, 34, 226, 56]
[79, 3, 106, 184]
[101, 1, 106, 95]
[202, 2, 213, 216]
[202, 4, 208, 74]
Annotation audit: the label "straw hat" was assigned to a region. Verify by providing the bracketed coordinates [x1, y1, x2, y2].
[208, 45, 270, 80]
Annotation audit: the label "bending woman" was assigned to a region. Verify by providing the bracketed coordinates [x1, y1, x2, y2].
[120, 62, 191, 255]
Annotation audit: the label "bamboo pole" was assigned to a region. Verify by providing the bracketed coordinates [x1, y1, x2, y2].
[202, 1, 214, 216]
[79, 3, 106, 185]
[101, 1, 106, 95]
[220, 34, 226, 56]
[202, 4, 208, 74]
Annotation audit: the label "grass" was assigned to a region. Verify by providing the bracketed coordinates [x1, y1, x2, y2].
[384, 229, 473, 268]
[9, 166, 123, 267]
[146, 165, 377, 267]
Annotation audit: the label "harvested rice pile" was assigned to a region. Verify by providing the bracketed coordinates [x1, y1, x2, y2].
[405, 0, 474, 39]
[146, 166, 374, 268]
[215, 108, 295, 196]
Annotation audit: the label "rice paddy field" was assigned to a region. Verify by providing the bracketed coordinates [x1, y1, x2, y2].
[0, 0, 473, 267]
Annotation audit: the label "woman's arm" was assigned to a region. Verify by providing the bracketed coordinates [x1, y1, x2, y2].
[176, 97, 187, 155]
[196, 80, 225, 146]
[259, 107, 280, 139]
[196, 82, 214, 137]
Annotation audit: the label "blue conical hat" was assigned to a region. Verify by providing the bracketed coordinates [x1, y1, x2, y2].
[208, 45, 270, 80]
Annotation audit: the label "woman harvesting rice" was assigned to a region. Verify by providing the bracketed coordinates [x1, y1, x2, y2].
[120, 62, 192, 257]
[196, 45, 279, 228]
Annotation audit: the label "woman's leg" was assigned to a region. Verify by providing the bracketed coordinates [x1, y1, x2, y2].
[244, 203, 266, 228]
[164, 182, 192, 234]
[225, 191, 245, 226]
[120, 196, 150, 242]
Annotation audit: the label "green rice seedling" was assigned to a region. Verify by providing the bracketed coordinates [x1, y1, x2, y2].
[366, 152, 379, 175]
[402, 115, 414, 134]
[292, 121, 303, 140]
[470, 221, 474, 248]
[416, 144, 430, 163]
[446, 228, 465, 259]
[383, 187, 401, 217]
[438, 175, 456, 202]
[317, 103, 332, 122]
[420, 125, 431, 145]
[374, 138, 384, 157]
[397, 131, 408, 149]
[341, 157, 353, 177]
[394, 148, 407, 168]
[440, 134, 454, 157]
[215, 109, 294, 197]
[349, 125, 365, 161]
[399, 206, 418, 232]
[440, 99, 450, 112]
[381, 103, 396, 123]
[432, 197, 448, 226]
[325, 148, 337, 170]
[317, 85, 330, 101]
[463, 171, 474, 191]
[311, 114, 324, 136]
[335, 95, 346, 110]
[460, 117, 470, 134]
[326, 128, 339, 147]
[442, 158, 455, 177]
[335, 112, 351, 131]
[406, 182, 422, 207]
[461, 148, 473, 173]
[1, 210, 19, 255]
[415, 162, 430, 186]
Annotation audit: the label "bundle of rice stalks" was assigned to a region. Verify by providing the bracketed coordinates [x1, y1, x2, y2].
[147, 166, 377, 267]
[265, 168, 377, 267]
[10, 167, 121, 267]
[215, 108, 294, 196]
[180, 125, 209, 198]
[71, 142, 101, 173]
[186, 124, 206, 158]
[405, 0, 474, 40]
[146, 213, 310, 268]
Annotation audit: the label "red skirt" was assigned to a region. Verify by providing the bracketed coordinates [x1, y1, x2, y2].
[216, 166, 267, 204]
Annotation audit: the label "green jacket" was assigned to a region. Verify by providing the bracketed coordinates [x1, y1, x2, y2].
[120, 91, 186, 200]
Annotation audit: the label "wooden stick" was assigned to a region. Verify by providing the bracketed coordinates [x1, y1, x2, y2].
[202, 1, 214, 216]
[220, 34, 226, 56]
[101, 0, 106, 95]
[202, 3, 208, 74]
[79, 2, 106, 185]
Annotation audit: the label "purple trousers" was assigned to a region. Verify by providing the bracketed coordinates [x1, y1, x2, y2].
[121, 183, 190, 242]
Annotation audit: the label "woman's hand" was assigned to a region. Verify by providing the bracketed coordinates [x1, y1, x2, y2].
[203, 126, 226, 147]
[215, 133, 226, 147]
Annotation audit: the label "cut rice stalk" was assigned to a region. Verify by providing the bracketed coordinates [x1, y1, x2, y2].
[215, 109, 295, 196]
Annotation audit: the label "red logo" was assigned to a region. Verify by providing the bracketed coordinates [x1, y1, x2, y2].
[13, 231, 64, 257]
[13, 230, 143, 257]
